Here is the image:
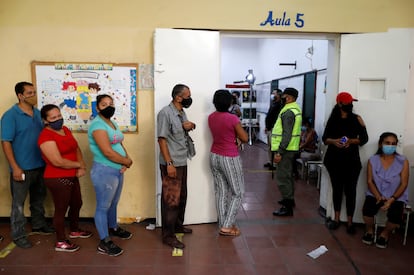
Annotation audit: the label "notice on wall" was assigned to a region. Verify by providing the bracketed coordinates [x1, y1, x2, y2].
[31, 61, 138, 132]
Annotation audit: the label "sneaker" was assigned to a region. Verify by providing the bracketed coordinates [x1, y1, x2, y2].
[32, 225, 55, 235]
[69, 229, 93, 239]
[109, 227, 132, 240]
[14, 237, 32, 248]
[0, 235, 3, 242]
[97, 240, 123, 256]
[326, 219, 340, 230]
[55, 240, 79, 252]
[362, 232, 374, 245]
[376, 236, 388, 249]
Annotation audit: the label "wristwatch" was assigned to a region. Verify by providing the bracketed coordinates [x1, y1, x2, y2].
[166, 161, 174, 166]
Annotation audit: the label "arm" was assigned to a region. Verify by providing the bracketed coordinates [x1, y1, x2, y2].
[383, 159, 409, 210]
[300, 130, 315, 150]
[158, 137, 176, 178]
[75, 147, 87, 177]
[366, 160, 384, 203]
[1, 141, 24, 181]
[235, 122, 248, 143]
[92, 129, 132, 167]
[278, 111, 294, 155]
[39, 141, 82, 169]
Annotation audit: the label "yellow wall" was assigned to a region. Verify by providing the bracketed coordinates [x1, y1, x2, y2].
[0, 0, 413, 219]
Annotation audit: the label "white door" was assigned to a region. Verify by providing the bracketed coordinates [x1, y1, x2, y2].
[154, 28, 220, 225]
[324, 29, 412, 223]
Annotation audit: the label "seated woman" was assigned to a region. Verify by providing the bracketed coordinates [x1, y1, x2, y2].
[299, 118, 318, 159]
[362, 132, 409, 249]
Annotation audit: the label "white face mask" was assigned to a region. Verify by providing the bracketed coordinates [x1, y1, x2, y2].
[270, 94, 275, 101]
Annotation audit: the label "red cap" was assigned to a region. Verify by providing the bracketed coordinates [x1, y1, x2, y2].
[336, 92, 358, 104]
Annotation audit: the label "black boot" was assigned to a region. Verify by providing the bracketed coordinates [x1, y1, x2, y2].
[272, 205, 293, 216]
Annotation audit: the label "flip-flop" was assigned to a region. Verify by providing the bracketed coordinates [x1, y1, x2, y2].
[219, 227, 241, 236]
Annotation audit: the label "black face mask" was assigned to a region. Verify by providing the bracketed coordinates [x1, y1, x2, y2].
[280, 97, 287, 106]
[48, 118, 64, 131]
[100, 106, 115, 118]
[341, 104, 353, 113]
[181, 97, 193, 108]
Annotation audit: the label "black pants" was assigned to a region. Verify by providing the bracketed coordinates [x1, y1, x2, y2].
[327, 165, 360, 217]
[362, 195, 404, 224]
[159, 165, 187, 241]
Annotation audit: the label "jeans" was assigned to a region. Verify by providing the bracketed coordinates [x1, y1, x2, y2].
[10, 167, 47, 240]
[90, 162, 124, 240]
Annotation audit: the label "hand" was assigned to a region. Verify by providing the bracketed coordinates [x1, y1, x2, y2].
[76, 168, 86, 178]
[120, 166, 128, 173]
[125, 157, 133, 168]
[12, 168, 25, 182]
[332, 138, 347, 148]
[380, 198, 394, 211]
[182, 121, 195, 131]
[167, 165, 177, 178]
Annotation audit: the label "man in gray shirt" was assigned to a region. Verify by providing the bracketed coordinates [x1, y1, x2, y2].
[157, 84, 196, 249]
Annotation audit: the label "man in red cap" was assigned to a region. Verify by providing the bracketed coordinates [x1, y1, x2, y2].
[322, 91, 368, 234]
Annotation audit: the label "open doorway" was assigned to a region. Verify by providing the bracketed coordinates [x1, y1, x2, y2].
[220, 34, 335, 150]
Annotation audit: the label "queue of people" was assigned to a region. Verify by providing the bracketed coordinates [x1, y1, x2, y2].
[0, 82, 409, 253]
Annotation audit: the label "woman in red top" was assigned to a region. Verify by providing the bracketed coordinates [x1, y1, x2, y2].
[38, 104, 92, 252]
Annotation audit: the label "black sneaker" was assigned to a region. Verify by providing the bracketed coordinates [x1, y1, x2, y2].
[109, 227, 132, 240]
[32, 225, 55, 235]
[362, 232, 374, 245]
[326, 219, 340, 230]
[97, 240, 123, 256]
[14, 237, 32, 248]
[376, 236, 388, 249]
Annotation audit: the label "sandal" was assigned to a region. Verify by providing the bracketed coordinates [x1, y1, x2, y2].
[219, 227, 241, 236]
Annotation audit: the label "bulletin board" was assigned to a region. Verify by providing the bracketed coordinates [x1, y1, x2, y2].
[31, 61, 138, 132]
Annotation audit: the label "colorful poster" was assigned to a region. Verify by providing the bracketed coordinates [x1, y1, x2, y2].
[31, 62, 138, 132]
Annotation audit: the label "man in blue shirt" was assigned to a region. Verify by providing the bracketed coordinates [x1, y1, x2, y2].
[1, 81, 54, 248]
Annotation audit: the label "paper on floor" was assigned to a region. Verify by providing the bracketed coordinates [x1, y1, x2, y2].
[307, 245, 328, 259]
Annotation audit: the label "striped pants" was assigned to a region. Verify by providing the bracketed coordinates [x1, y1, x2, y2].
[209, 153, 244, 228]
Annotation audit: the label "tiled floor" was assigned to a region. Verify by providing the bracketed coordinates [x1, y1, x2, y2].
[0, 142, 413, 275]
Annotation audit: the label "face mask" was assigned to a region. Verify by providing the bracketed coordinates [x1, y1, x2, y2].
[281, 97, 287, 106]
[382, 145, 397, 155]
[301, 126, 307, 132]
[48, 118, 64, 131]
[341, 104, 353, 113]
[100, 106, 115, 118]
[181, 97, 193, 108]
[270, 94, 275, 101]
[24, 95, 37, 106]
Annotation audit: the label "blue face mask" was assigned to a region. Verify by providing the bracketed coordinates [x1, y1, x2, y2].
[301, 126, 307, 132]
[382, 145, 397, 155]
[48, 118, 64, 131]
